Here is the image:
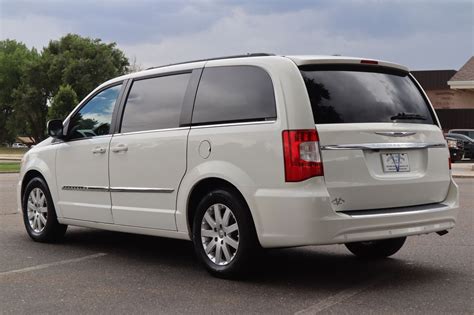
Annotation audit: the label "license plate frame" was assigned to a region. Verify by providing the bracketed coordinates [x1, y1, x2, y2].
[381, 153, 410, 173]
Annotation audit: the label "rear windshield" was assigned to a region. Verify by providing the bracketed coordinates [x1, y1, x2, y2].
[300, 65, 435, 125]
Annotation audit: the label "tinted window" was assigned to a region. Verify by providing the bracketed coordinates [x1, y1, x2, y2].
[192, 66, 276, 125]
[68, 84, 122, 140]
[121, 73, 191, 133]
[300, 66, 435, 125]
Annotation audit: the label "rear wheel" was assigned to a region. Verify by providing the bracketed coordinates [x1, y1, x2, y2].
[22, 177, 67, 242]
[192, 189, 258, 278]
[345, 237, 406, 259]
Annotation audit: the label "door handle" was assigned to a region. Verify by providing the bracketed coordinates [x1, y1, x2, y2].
[92, 147, 106, 154]
[112, 144, 128, 153]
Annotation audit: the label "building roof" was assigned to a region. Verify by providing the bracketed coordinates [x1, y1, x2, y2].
[411, 70, 457, 90]
[449, 56, 474, 81]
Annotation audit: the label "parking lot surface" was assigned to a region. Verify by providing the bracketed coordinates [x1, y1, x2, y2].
[0, 173, 473, 314]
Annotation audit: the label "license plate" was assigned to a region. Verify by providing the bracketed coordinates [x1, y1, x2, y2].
[381, 153, 410, 172]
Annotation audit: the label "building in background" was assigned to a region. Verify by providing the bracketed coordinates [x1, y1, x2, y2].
[412, 56, 474, 131]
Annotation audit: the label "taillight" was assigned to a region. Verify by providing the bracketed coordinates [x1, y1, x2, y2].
[448, 157, 451, 170]
[282, 129, 323, 182]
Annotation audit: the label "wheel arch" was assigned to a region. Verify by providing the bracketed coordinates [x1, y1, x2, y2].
[185, 177, 258, 242]
[21, 169, 47, 200]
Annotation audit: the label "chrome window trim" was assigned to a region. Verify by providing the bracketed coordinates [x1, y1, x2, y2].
[321, 142, 446, 151]
[113, 127, 189, 137]
[190, 120, 277, 129]
[62, 186, 174, 193]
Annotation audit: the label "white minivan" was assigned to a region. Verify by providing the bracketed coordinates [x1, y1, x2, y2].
[18, 54, 459, 277]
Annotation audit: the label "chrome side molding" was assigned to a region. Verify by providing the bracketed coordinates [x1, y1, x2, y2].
[62, 186, 109, 192]
[109, 187, 174, 193]
[62, 186, 174, 193]
[321, 142, 446, 151]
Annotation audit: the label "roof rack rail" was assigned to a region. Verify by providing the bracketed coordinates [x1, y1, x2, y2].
[146, 53, 275, 70]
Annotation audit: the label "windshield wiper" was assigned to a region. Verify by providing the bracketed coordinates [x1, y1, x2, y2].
[390, 112, 427, 121]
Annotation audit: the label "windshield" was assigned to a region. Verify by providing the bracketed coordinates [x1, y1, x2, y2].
[300, 65, 435, 125]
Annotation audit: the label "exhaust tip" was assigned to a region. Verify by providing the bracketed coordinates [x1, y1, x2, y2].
[436, 230, 449, 236]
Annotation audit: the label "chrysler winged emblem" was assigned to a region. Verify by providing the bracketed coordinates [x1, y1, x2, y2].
[332, 197, 345, 206]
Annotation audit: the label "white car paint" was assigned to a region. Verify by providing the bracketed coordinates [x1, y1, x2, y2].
[18, 55, 459, 249]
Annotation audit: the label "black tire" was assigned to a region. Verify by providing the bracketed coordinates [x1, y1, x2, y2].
[22, 177, 67, 242]
[192, 189, 259, 278]
[345, 237, 406, 259]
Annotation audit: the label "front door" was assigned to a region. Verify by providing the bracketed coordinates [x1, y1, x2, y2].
[55, 83, 123, 223]
[108, 72, 191, 230]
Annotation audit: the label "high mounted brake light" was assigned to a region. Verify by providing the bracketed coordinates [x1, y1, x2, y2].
[282, 129, 323, 182]
[360, 59, 378, 65]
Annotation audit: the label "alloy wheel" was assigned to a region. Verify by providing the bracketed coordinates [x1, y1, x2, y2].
[200, 203, 240, 266]
[27, 188, 48, 233]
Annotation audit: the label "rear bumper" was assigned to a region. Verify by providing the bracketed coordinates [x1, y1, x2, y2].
[254, 178, 459, 248]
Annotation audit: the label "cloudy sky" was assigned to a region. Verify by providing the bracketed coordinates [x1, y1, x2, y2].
[1, 0, 472, 70]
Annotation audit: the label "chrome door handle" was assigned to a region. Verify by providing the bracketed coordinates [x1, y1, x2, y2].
[112, 144, 128, 153]
[92, 147, 106, 154]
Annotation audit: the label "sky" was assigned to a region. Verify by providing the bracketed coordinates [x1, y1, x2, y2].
[0, 0, 473, 70]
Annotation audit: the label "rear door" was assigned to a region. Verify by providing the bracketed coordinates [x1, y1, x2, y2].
[108, 71, 194, 230]
[300, 65, 450, 211]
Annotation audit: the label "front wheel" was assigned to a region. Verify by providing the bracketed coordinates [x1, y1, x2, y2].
[345, 237, 406, 259]
[192, 189, 259, 278]
[22, 177, 67, 242]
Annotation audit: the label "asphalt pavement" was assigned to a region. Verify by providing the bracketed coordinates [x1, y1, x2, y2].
[0, 173, 473, 314]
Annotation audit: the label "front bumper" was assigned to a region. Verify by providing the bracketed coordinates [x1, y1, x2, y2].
[254, 179, 459, 248]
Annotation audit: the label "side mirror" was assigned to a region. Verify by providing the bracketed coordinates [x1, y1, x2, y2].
[47, 119, 65, 139]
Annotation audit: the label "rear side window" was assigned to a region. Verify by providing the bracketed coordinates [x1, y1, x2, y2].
[300, 65, 435, 125]
[120, 73, 191, 133]
[192, 66, 276, 125]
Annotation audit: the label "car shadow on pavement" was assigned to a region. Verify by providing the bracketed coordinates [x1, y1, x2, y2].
[57, 226, 452, 292]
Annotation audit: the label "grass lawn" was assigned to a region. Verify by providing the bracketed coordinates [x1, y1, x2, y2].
[0, 162, 21, 173]
[0, 147, 28, 155]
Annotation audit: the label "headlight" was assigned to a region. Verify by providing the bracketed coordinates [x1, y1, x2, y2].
[447, 139, 457, 148]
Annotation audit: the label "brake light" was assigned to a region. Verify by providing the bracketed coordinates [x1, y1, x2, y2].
[282, 129, 323, 182]
[360, 59, 378, 65]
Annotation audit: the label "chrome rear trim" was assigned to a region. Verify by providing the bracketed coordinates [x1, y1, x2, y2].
[375, 131, 416, 137]
[321, 142, 446, 151]
[339, 203, 448, 217]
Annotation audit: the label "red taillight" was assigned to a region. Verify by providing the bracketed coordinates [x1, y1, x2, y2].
[448, 157, 452, 170]
[282, 129, 323, 182]
[360, 59, 378, 65]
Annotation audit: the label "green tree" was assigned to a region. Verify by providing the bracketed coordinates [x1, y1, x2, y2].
[43, 34, 129, 100]
[10, 52, 49, 143]
[0, 40, 37, 144]
[1, 34, 129, 144]
[49, 85, 78, 120]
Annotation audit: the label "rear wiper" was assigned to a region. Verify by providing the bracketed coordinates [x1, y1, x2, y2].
[390, 112, 427, 121]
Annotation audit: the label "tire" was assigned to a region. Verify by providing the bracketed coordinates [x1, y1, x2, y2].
[345, 237, 406, 259]
[22, 177, 67, 242]
[192, 189, 259, 278]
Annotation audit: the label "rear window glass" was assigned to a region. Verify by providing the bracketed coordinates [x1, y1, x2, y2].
[192, 66, 276, 125]
[300, 65, 435, 125]
[121, 73, 191, 133]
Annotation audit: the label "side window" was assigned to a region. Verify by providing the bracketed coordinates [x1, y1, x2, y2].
[192, 66, 276, 125]
[120, 73, 191, 133]
[68, 84, 122, 140]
